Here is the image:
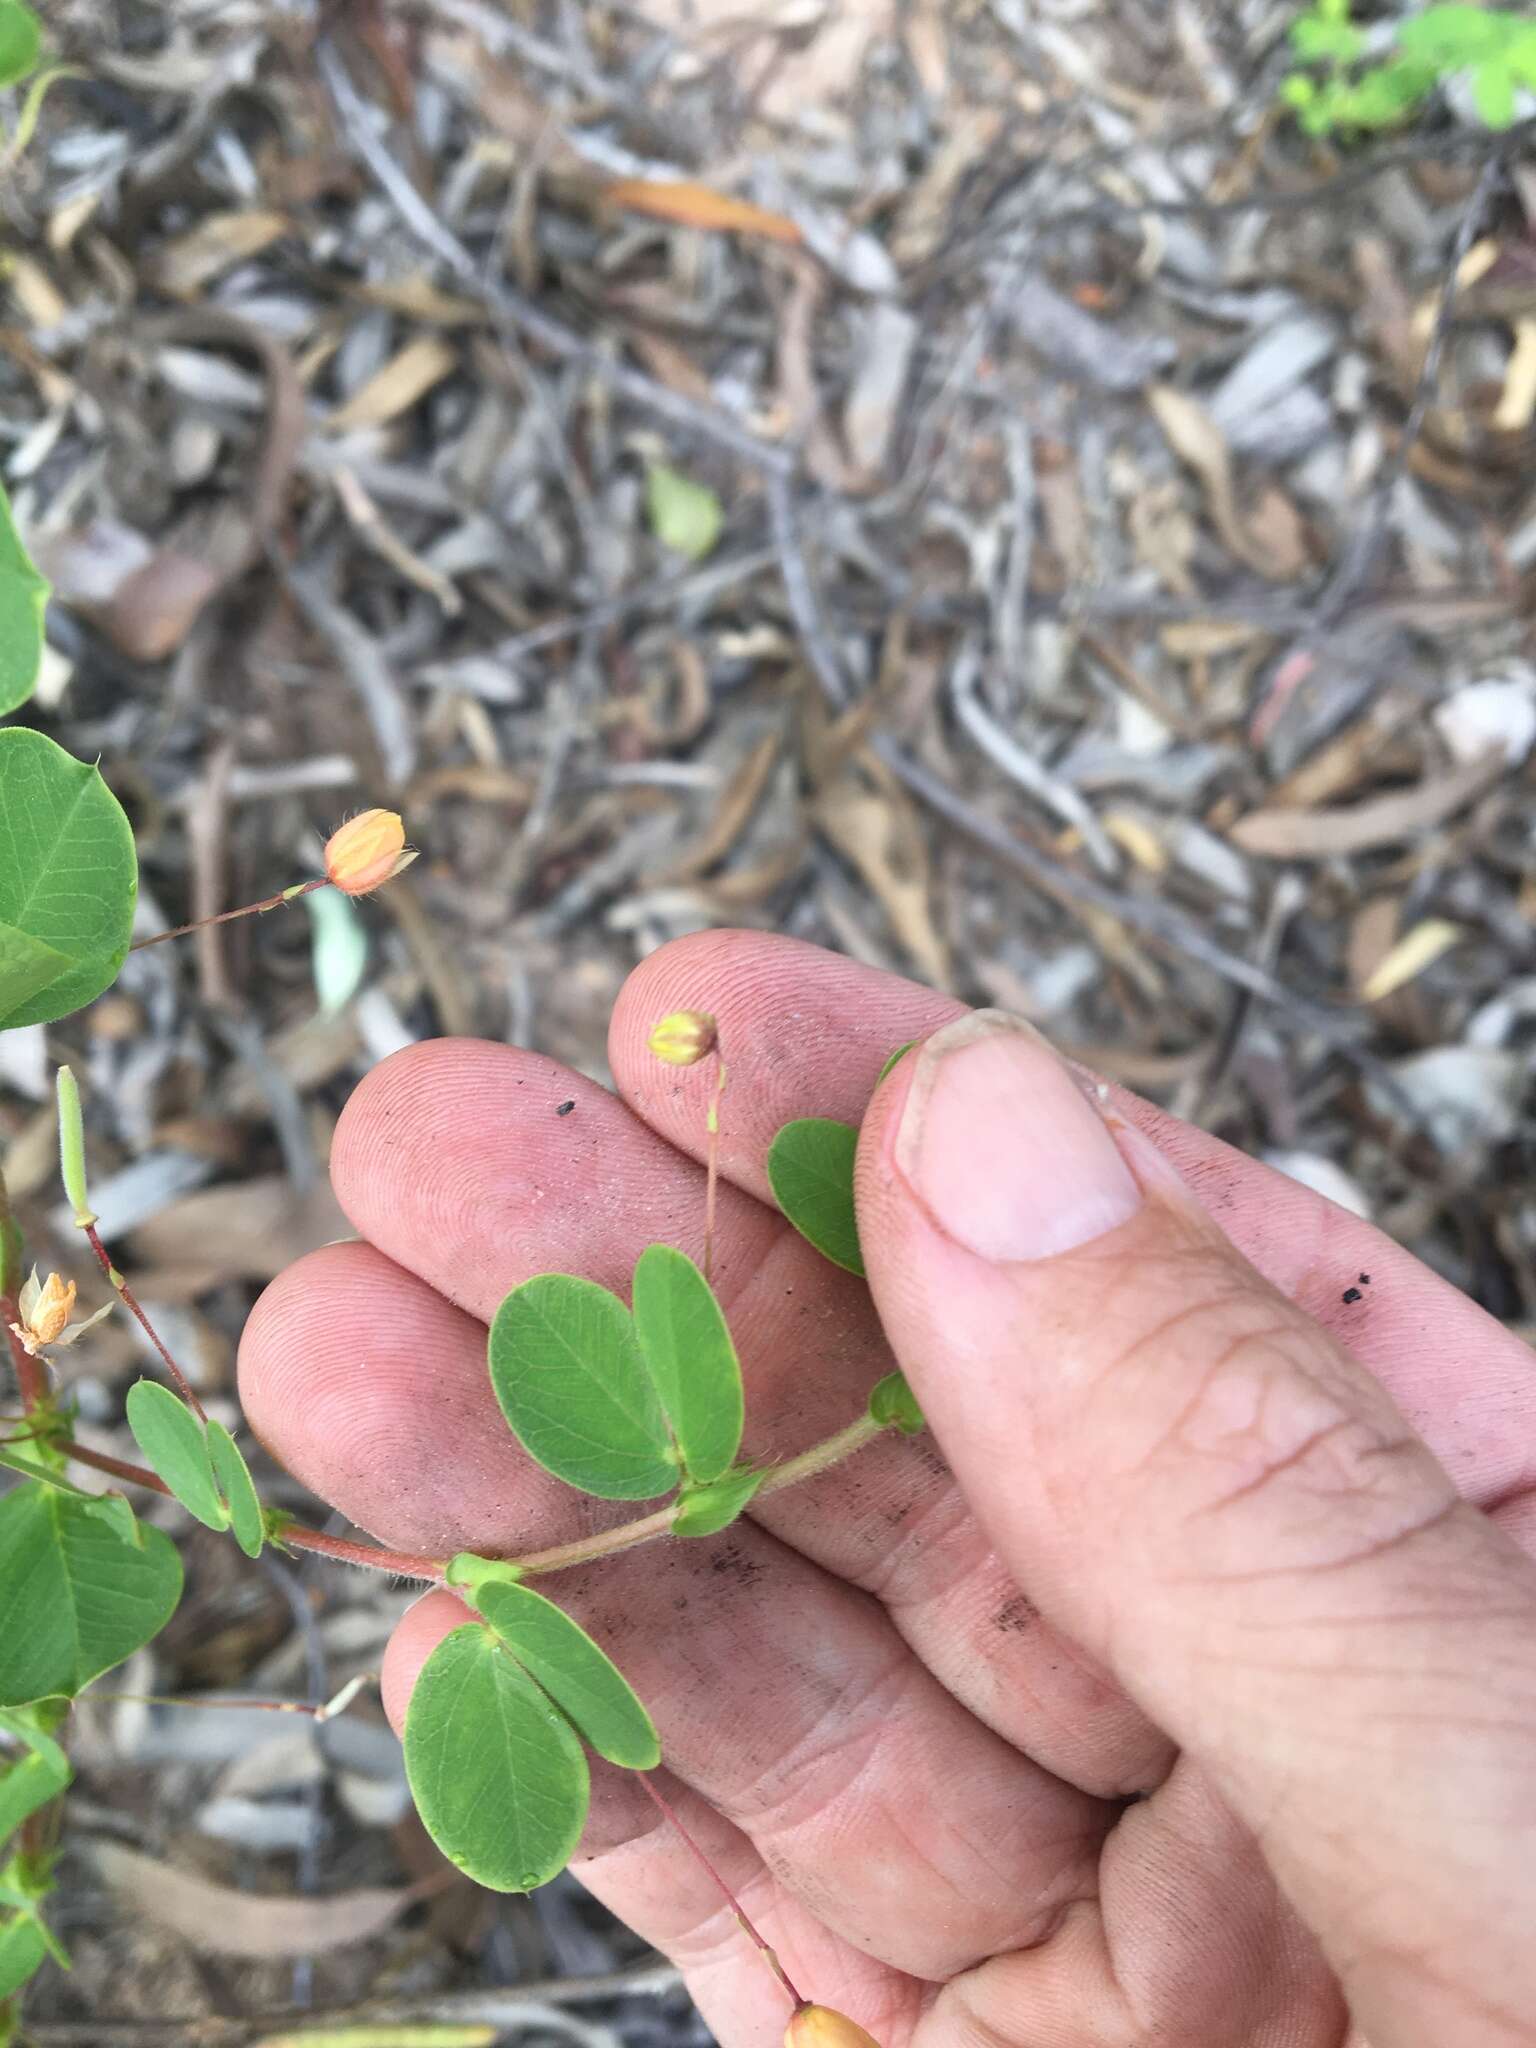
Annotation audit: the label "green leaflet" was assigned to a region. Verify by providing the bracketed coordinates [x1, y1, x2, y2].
[0, 729, 137, 1030]
[671, 1467, 765, 1538]
[877, 1041, 916, 1083]
[644, 463, 722, 561]
[0, 1, 42, 88]
[207, 1422, 264, 1558]
[0, 1709, 70, 1844]
[0, 1482, 181, 1707]
[404, 1624, 588, 1892]
[125, 1381, 225, 1532]
[766, 1118, 864, 1276]
[0, 1908, 48, 2001]
[631, 1245, 743, 1485]
[868, 1371, 924, 1436]
[488, 1274, 678, 1501]
[473, 1579, 658, 1769]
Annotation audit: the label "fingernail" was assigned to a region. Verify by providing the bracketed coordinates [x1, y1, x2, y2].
[895, 1012, 1142, 1262]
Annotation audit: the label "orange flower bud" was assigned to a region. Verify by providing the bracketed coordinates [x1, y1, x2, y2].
[647, 1010, 718, 1066]
[784, 2007, 882, 2048]
[323, 809, 417, 896]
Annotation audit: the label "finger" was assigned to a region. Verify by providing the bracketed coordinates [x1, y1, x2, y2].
[323, 1038, 1168, 1793]
[610, 932, 1536, 1511]
[239, 1240, 1106, 1979]
[857, 1009, 1536, 2048]
[383, 1594, 927, 2048]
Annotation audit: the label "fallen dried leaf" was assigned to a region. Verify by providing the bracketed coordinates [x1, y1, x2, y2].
[1359, 918, 1463, 1003]
[90, 1842, 414, 1958]
[154, 210, 290, 297]
[325, 336, 458, 433]
[604, 178, 802, 245]
[1231, 751, 1505, 858]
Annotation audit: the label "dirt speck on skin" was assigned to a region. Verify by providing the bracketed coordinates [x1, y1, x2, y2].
[993, 1594, 1038, 1635]
[707, 1542, 765, 1589]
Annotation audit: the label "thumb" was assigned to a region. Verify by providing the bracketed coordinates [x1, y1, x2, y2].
[856, 1010, 1536, 2047]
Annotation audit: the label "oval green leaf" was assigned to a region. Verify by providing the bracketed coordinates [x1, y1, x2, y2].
[488, 1274, 677, 1501]
[0, 1910, 49, 2002]
[645, 462, 722, 561]
[207, 1421, 264, 1558]
[0, 1481, 182, 1707]
[631, 1245, 742, 1486]
[0, 728, 137, 1030]
[404, 1622, 589, 1891]
[475, 1580, 659, 1769]
[0, 1708, 70, 1843]
[125, 1380, 226, 1532]
[869, 1370, 925, 1435]
[766, 1118, 864, 1276]
[672, 1466, 765, 1539]
[0, 2, 42, 88]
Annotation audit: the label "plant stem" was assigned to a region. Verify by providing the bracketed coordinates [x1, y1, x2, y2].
[79, 1223, 208, 1422]
[57, 1406, 885, 1588]
[510, 1412, 884, 1579]
[0, 1162, 46, 1412]
[638, 1772, 802, 2010]
[703, 1052, 727, 1286]
[128, 877, 326, 953]
[58, 1441, 446, 1582]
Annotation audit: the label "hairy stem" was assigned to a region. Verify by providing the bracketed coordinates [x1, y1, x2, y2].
[638, 1771, 802, 2010]
[59, 1440, 447, 1581]
[58, 1407, 885, 1589]
[128, 876, 326, 953]
[511, 1412, 884, 1578]
[80, 1223, 207, 1422]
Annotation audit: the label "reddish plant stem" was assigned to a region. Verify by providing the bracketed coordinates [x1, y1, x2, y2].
[128, 877, 326, 953]
[81, 1224, 207, 1422]
[1, 1298, 46, 1412]
[637, 1771, 802, 2012]
[703, 1053, 727, 1286]
[280, 1524, 446, 1584]
[59, 1440, 446, 1582]
[61, 1441, 169, 1495]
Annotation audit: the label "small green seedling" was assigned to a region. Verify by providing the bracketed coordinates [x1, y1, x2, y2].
[1283, 1, 1536, 135]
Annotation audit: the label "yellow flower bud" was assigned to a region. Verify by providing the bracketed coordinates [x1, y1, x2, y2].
[647, 1010, 718, 1067]
[784, 2007, 882, 2048]
[24, 1270, 75, 1347]
[323, 809, 417, 896]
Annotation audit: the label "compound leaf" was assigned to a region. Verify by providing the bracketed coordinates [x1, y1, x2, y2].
[488, 1274, 677, 1501]
[404, 1623, 588, 1891]
[207, 1421, 264, 1558]
[766, 1118, 864, 1277]
[125, 1380, 226, 1532]
[475, 1580, 659, 1769]
[631, 1245, 742, 1485]
[0, 1481, 182, 1707]
[0, 728, 137, 1030]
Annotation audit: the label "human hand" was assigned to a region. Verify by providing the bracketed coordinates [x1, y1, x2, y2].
[240, 933, 1536, 2048]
